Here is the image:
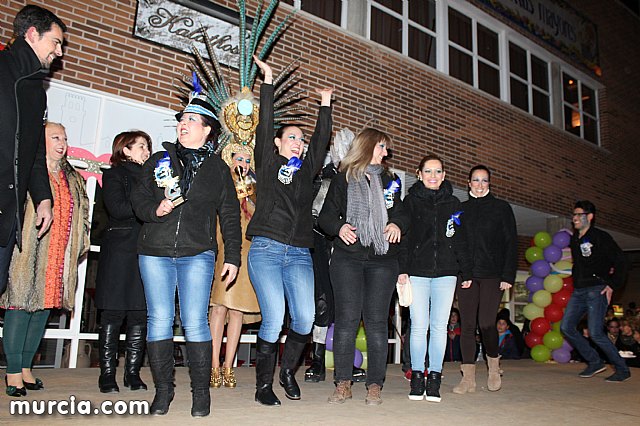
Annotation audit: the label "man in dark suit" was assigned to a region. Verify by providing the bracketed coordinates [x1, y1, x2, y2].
[0, 5, 66, 293]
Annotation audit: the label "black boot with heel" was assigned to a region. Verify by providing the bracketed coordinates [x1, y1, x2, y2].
[147, 339, 175, 415]
[279, 331, 309, 400]
[123, 324, 148, 391]
[98, 323, 120, 393]
[185, 341, 212, 417]
[304, 342, 326, 382]
[255, 337, 281, 406]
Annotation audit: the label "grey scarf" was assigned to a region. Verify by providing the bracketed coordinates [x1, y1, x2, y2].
[346, 164, 388, 255]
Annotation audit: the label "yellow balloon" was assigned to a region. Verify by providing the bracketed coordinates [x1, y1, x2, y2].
[325, 350, 334, 369]
[551, 260, 572, 278]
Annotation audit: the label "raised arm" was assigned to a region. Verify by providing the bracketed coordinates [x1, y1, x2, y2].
[253, 55, 272, 85]
[253, 56, 275, 170]
[303, 88, 334, 176]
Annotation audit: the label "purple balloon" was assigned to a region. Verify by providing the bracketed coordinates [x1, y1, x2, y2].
[526, 275, 544, 293]
[552, 348, 571, 363]
[552, 231, 571, 249]
[326, 324, 335, 351]
[543, 245, 562, 263]
[561, 339, 573, 352]
[528, 293, 533, 303]
[354, 348, 363, 368]
[531, 260, 551, 278]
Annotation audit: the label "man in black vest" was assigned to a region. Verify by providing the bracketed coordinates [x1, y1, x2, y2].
[0, 5, 66, 294]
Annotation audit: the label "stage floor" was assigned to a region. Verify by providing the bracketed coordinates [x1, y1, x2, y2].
[1, 360, 638, 424]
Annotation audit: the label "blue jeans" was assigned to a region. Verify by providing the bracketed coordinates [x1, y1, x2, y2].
[139, 251, 215, 342]
[409, 275, 457, 373]
[560, 284, 629, 373]
[248, 237, 314, 343]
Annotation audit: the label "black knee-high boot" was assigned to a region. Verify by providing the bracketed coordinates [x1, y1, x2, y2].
[255, 337, 281, 406]
[147, 339, 175, 415]
[304, 342, 326, 382]
[123, 324, 148, 391]
[186, 341, 212, 417]
[279, 331, 309, 400]
[98, 323, 120, 393]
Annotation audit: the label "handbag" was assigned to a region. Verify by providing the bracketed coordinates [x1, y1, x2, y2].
[396, 277, 413, 307]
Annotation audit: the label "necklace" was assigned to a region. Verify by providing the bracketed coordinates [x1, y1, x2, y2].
[48, 162, 62, 173]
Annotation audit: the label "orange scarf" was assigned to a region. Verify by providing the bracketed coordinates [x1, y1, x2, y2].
[44, 170, 74, 308]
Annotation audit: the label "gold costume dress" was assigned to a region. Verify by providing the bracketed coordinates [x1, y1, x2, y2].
[210, 186, 261, 324]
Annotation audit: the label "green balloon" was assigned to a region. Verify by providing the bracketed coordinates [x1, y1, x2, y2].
[543, 330, 564, 350]
[355, 327, 367, 352]
[325, 350, 334, 369]
[360, 351, 368, 370]
[525, 246, 544, 263]
[523, 303, 544, 320]
[544, 275, 563, 293]
[534, 231, 552, 249]
[551, 321, 561, 332]
[532, 290, 552, 308]
[531, 344, 551, 362]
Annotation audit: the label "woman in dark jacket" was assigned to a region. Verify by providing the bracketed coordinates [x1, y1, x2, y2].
[319, 128, 408, 406]
[398, 154, 472, 403]
[247, 57, 333, 406]
[454, 164, 517, 394]
[95, 131, 151, 394]
[131, 96, 241, 417]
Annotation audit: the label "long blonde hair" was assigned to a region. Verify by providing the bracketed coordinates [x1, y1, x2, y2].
[340, 128, 391, 182]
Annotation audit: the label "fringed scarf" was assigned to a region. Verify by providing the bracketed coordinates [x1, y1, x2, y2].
[346, 164, 389, 255]
[176, 140, 216, 194]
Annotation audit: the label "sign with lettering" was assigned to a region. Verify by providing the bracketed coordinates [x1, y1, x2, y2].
[477, 0, 599, 74]
[134, 0, 250, 68]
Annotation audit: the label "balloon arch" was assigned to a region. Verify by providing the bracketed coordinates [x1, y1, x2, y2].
[523, 230, 574, 363]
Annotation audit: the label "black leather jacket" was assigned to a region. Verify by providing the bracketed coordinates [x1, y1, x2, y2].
[132, 142, 241, 265]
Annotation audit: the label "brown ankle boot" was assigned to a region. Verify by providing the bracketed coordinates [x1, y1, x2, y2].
[487, 356, 501, 391]
[453, 364, 476, 394]
[328, 380, 352, 404]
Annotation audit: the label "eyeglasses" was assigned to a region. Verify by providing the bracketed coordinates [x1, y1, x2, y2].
[571, 213, 588, 217]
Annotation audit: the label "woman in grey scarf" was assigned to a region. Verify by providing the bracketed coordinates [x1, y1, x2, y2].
[318, 128, 409, 406]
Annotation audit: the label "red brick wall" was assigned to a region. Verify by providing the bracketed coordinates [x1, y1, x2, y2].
[2, 0, 638, 238]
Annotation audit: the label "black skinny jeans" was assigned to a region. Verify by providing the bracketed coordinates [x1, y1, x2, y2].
[457, 277, 503, 362]
[330, 251, 398, 386]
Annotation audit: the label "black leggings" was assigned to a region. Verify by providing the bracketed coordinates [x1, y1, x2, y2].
[100, 309, 146, 330]
[458, 277, 503, 362]
[310, 231, 334, 328]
